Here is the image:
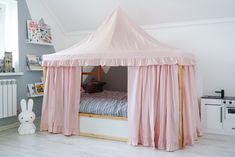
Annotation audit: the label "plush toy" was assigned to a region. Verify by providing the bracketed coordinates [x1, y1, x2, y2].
[18, 99, 36, 135]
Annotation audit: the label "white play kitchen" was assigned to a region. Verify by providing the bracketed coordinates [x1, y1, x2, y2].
[201, 89, 235, 136]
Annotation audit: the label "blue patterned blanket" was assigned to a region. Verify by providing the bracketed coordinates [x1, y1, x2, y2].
[79, 90, 127, 117]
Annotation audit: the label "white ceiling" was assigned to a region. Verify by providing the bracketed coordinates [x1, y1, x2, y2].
[40, 0, 235, 33]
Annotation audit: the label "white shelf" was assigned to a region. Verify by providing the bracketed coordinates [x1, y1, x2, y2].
[26, 66, 43, 71]
[28, 93, 43, 98]
[27, 69, 43, 72]
[26, 40, 53, 46]
[0, 72, 24, 76]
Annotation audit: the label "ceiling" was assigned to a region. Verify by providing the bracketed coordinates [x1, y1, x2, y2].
[40, 0, 235, 33]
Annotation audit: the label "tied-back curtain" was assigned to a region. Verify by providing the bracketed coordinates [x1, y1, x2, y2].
[40, 67, 81, 136]
[128, 65, 179, 151]
[182, 66, 202, 145]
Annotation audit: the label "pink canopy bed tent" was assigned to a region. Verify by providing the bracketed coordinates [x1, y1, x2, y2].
[40, 8, 202, 151]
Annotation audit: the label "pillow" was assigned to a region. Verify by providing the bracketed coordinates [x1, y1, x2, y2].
[82, 80, 106, 93]
[80, 86, 85, 93]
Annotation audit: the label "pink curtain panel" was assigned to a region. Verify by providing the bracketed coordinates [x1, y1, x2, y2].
[128, 65, 179, 151]
[182, 66, 202, 145]
[128, 65, 201, 151]
[40, 67, 81, 136]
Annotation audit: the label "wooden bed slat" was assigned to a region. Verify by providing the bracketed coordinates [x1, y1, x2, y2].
[80, 132, 128, 142]
[81, 65, 102, 81]
[43, 66, 46, 83]
[82, 72, 97, 75]
[79, 113, 127, 121]
[178, 65, 184, 149]
[97, 65, 102, 81]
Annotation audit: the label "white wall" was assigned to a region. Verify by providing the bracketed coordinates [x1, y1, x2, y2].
[39, 0, 235, 32]
[145, 19, 235, 97]
[65, 32, 90, 47]
[65, 18, 235, 97]
[25, 0, 66, 51]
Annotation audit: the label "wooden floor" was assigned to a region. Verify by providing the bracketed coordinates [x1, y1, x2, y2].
[0, 127, 235, 157]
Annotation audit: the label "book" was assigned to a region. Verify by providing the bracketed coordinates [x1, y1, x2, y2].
[34, 82, 44, 95]
[27, 20, 40, 43]
[27, 84, 36, 96]
[26, 54, 42, 71]
[27, 19, 52, 44]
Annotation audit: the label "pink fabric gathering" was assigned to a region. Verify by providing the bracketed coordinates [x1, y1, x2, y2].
[128, 65, 179, 151]
[42, 8, 195, 67]
[182, 66, 202, 145]
[40, 67, 81, 136]
[40, 7, 201, 152]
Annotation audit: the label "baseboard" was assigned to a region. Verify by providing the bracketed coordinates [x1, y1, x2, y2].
[0, 117, 41, 132]
[0, 121, 20, 132]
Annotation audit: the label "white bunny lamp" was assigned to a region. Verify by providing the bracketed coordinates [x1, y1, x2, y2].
[18, 99, 36, 135]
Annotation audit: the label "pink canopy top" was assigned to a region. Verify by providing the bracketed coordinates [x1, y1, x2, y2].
[43, 8, 195, 67]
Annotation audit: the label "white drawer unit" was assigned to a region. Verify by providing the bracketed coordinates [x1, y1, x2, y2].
[201, 97, 235, 136]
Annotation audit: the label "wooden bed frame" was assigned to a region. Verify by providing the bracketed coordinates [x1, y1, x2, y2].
[82, 65, 102, 81]
[43, 65, 184, 148]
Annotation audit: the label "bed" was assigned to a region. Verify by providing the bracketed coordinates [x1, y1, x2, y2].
[79, 67, 128, 141]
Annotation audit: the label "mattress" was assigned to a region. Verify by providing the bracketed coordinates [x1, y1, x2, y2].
[79, 90, 127, 117]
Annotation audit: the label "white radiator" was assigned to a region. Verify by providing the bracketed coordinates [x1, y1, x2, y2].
[0, 79, 17, 119]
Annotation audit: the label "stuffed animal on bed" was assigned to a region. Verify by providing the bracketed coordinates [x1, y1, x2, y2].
[18, 99, 36, 135]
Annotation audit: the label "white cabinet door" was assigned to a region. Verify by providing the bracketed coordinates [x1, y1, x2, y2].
[224, 107, 235, 133]
[205, 104, 223, 129]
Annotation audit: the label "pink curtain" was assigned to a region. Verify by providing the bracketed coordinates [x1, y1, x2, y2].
[40, 67, 81, 136]
[182, 66, 202, 145]
[128, 65, 179, 151]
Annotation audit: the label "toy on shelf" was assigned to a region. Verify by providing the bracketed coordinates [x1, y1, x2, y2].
[0, 52, 15, 73]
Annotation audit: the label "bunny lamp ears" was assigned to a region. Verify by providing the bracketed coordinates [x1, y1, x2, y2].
[20, 99, 34, 112]
[28, 99, 33, 112]
[20, 99, 27, 112]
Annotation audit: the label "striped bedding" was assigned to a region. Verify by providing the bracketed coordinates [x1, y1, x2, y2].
[79, 90, 127, 117]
